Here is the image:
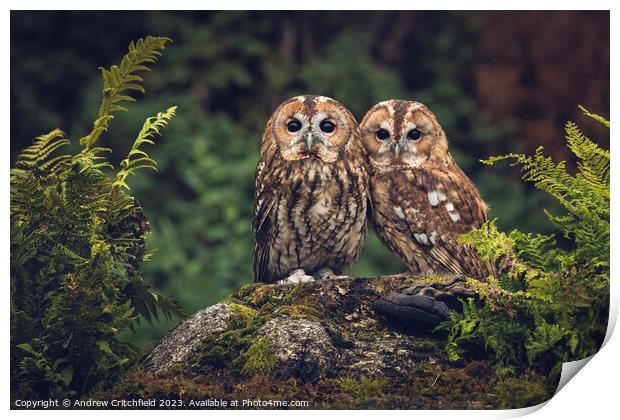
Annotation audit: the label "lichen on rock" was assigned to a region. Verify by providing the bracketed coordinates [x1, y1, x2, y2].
[256, 317, 335, 381]
[142, 302, 235, 374]
[105, 274, 554, 409]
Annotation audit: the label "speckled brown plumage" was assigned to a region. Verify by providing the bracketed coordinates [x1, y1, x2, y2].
[360, 100, 496, 280]
[253, 95, 369, 283]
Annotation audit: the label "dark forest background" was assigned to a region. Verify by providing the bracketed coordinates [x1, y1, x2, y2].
[10, 11, 610, 347]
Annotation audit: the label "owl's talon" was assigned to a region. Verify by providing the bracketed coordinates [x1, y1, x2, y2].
[315, 268, 349, 281]
[277, 269, 316, 285]
[401, 285, 419, 295]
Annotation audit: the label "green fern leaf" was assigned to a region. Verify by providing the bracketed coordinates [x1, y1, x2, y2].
[79, 36, 172, 149]
[578, 105, 609, 128]
[113, 106, 177, 190]
[14, 129, 71, 172]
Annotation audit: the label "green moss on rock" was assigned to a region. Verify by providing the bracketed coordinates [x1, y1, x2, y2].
[274, 305, 320, 320]
[240, 337, 278, 377]
[493, 372, 554, 408]
[196, 302, 265, 373]
[108, 276, 558, 409]
[228, 302, 258, 325]
[338, 376, 389, 400]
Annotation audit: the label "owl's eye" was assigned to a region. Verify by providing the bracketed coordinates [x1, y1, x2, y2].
[407, 129, 422, 141]
[376, 129, 390, 140]
[319, 120, 336, 133]
[287, 119, 302, 133]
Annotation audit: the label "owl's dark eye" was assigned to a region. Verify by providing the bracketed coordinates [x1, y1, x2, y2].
[376, 129, 390, 140]
[407, 129, 422, 141]
[287, 119, 302, 133]
[319, 120, 336, 133]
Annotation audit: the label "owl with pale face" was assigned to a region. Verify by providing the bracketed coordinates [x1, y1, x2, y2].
[360, 100, 495, 280]
[252, 95, 369, 283]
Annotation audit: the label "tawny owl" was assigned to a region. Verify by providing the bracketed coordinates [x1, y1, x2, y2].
[252, 95, 369, 284]
[360, 100, 495, 280]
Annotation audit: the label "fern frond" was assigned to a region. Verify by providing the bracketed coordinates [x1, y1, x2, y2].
[445, 105, 609, 381]
[483, 145, 607, 234]
[578, 105, 609, 128]
[38, 154, 73, 175]
[565, 121, 610, 187]
[113, 106, 177, 190]
[508, 230, 560, 271]
[105, 189, 138, 225]
[14, 129, 71, 172]
[79, 36, 172, 149]
[11, 35, 178, 400]
[458, 219, 514, 260]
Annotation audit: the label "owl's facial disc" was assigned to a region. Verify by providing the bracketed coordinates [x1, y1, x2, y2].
[360, 106, 405, 165]
[268, 95, 357, 163]
[282, 114, 338, 160]
[361, 100, 446, 168]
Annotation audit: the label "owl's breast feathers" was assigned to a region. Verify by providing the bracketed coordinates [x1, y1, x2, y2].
[370, 159, 495, 279]
[253, 153, 368, 283]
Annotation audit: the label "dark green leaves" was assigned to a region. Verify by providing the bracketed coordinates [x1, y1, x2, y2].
[11, 36, 180, 399]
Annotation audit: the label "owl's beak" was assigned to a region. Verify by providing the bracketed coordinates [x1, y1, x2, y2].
[305, 132, 323, 148]
[393, 143, 401, 158]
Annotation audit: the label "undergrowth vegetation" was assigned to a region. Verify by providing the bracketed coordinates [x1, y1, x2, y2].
[10, 36, 182, 399]
[9, 27, 609, 408]
[442, 107, 610, 385]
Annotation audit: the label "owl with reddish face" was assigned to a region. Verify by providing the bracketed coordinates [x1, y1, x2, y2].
[252, 95, 369, 284]
[360, 100, 495, 280]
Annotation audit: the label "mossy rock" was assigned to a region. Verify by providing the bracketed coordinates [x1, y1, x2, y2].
[101, 275, 554, 409]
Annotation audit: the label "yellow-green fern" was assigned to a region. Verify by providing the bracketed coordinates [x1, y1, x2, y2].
[113, 106, 177, 190]
[441, 107, 609, 383]
[80, 36, 172, 149]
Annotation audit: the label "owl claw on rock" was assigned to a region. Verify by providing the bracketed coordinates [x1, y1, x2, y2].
[276, 268, 349, 285]
[315, 268, 349, 281]
[374, 275, 475, 328]
[276, 269, 316, 285]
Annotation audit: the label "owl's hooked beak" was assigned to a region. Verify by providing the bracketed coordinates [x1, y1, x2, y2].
[291, 130, 325, 152]
[304, 131, 325, 149]
[392, 138, 411, 158]
[393, 143, 401, 158]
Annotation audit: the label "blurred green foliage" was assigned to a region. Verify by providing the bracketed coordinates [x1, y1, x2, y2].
[11, 11, 570, 346]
